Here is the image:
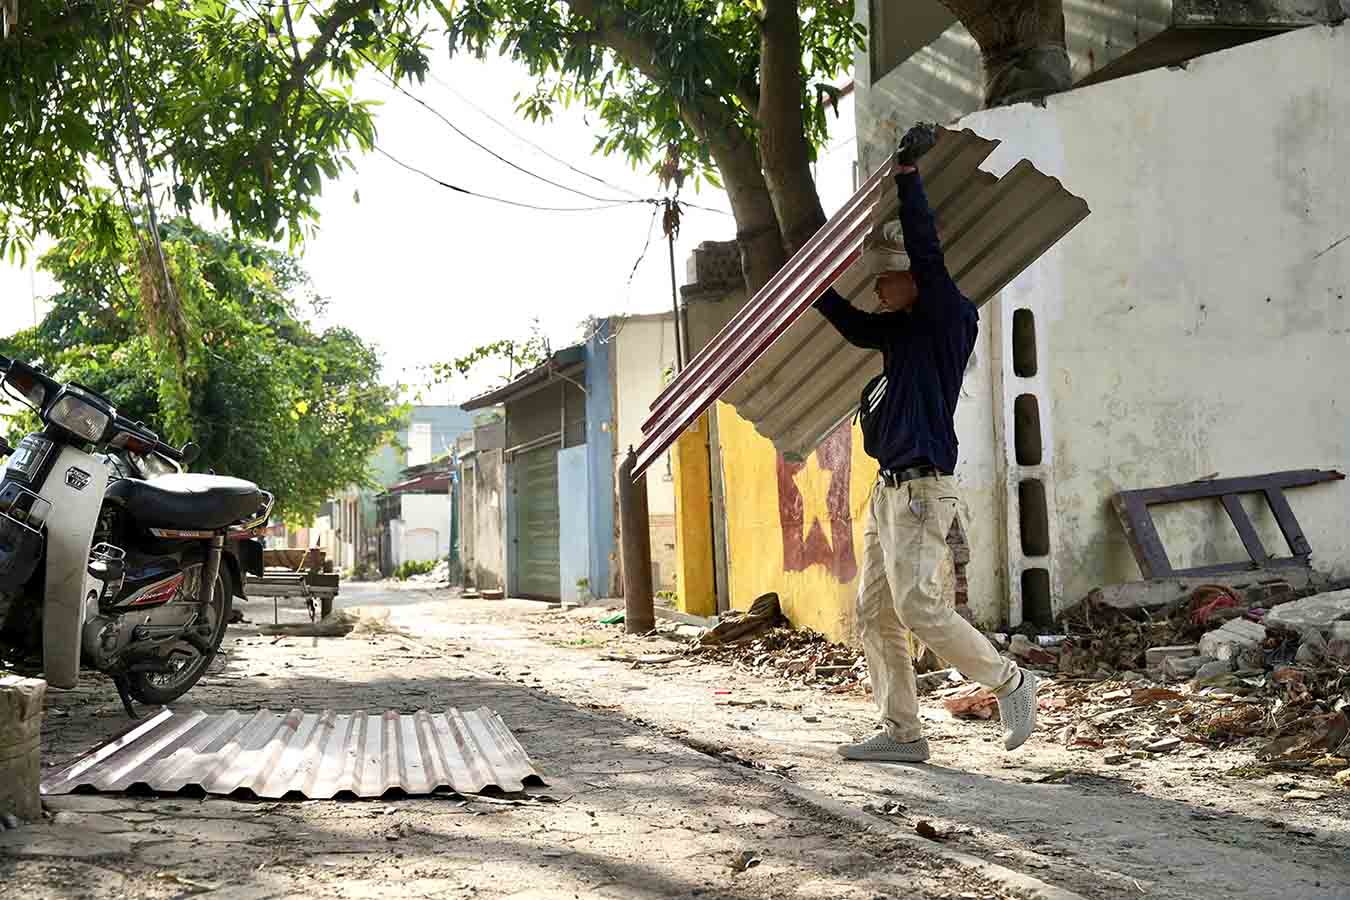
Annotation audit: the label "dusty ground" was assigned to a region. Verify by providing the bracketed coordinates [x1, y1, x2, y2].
[384, 587, 1350, 900]
[4, 584, 1046, 900]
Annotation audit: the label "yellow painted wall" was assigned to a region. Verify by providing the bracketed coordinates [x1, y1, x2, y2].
[671, 414, 716, 617]
[716, 402, 878, 643]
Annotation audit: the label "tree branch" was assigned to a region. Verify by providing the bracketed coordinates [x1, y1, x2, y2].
[281, 0, 303, 65]
[561, 0, 786, 291]
[274, 0, 380, 118]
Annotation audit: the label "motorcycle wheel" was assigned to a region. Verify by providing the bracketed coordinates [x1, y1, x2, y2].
[126, 563, 233, 706]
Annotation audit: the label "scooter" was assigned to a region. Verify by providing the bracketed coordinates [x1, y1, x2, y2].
[0, 354, 272, 717]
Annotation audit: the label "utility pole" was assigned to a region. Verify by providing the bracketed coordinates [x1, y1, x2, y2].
[663, 198, 687, 372]
[618, 448, 655, 634]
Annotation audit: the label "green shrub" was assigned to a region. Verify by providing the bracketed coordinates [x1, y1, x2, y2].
[394, 559, 437, 580]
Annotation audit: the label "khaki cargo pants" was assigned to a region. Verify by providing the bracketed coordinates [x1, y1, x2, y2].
[857, 475, 1017, 742]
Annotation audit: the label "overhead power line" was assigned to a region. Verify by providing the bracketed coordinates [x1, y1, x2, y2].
[427, 73, 645, 202]
[373, 146, 643, 213]
[234, 0, 654, 215]
[353, 47, 638, 205]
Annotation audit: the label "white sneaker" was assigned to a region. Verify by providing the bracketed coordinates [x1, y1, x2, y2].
[837, 733, 931, 762]
[997, 670, 1039, 751]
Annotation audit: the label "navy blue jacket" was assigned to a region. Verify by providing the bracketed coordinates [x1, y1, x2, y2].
[813, 171, 977, 475]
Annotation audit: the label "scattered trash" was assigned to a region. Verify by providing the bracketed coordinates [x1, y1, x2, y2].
[862, 800, 907, 816]
[1283, 789, 1326, 801]
[599, 612, 626, 625]
[1333, 769, 1350, 786]
[915, 820, 949, 842]
[941, 685, 997, 720]
[916, 668, 959, 695]
[1145, 737, 1182, 754]
[1009, 634, 1058, 666]
[699, 593, 784, 646]
[154, 872, 218, 894]
[729, 849, 762, 872]
[692, 619, 866, 692]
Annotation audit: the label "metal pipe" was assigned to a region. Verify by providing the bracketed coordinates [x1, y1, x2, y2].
[618, 448, 654, 634]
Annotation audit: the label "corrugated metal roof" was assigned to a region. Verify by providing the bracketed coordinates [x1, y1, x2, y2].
[41, 707, 546, 800]
[634, 127, 1090, 473]
[461, 344, 587, 411]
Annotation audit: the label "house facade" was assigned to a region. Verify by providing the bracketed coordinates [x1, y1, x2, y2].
[461, 332, 616, 603]
[327, 404, 473, 574]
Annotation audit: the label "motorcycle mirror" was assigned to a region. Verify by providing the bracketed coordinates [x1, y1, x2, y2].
[181, 442, 201, 465]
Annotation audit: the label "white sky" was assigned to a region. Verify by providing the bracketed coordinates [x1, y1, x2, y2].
[0, 51, 857, 406]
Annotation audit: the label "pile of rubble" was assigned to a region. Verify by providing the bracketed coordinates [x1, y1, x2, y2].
[992, 582, 1350, 778]
[691, 625, 868, 692]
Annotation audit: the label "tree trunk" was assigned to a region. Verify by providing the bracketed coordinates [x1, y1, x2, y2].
[756, 0, 826, 261]
[562, 0, 792, 295]
[698, 122, 787, 296]
[940, 0, 1070, 107]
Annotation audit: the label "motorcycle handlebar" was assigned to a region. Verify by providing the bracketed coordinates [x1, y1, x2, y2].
[111, 415, 183, 461]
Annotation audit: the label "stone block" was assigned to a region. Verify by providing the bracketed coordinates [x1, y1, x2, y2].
[1162, 655, 1210, 679]
[1193, 659, 1236, 682]
[1265, 589, 1350, 635]
[1197, 618, 1267, 661]
[0, 676, 45, 822]
[1146, 645, 1199, 668]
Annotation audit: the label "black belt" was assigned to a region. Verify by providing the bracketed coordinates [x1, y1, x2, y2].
[878, 465, 939, 488]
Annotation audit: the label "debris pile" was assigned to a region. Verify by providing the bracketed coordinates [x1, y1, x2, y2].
[692, 624, 867, 692]
[1000, 581, 1350, 778]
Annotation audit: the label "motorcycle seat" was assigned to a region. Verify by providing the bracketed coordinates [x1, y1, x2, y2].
[107, 474, 263, 531]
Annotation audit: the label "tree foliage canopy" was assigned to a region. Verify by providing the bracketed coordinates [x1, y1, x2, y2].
[0, 0, 435, 259]
[0, 208, 405, 524]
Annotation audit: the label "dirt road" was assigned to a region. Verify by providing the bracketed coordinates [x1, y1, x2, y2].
[363, 585, 1350, 900]
[5, 585, 1046, 900]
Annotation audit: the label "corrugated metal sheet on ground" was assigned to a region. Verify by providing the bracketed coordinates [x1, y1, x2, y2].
[41, 707, 546, 800]
[634, 127, 1091, 473]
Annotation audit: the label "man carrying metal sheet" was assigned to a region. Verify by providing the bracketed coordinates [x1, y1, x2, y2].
[812, 125, 1039, 763]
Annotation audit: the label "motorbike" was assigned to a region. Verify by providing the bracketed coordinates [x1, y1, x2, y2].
[0, 354, 272, 717]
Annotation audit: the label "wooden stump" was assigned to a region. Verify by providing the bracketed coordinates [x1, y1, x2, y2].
[0, 675, 45, 822]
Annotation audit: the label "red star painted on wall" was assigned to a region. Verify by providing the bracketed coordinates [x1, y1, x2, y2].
[775, 421, 857, 583]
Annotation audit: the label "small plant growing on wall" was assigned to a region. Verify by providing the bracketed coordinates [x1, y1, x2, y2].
[576, 577, 592, 605]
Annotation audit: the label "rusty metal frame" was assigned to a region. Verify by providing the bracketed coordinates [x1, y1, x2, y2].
[1111, 469, 1345, 579]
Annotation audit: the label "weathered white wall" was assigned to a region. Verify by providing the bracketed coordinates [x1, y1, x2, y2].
[614, 313, 680, 513]
[954, 25, 1350, 606]
[613, 313, 680, 590]
[395, 494, 451, 564]
[951, 317, 1007, 627]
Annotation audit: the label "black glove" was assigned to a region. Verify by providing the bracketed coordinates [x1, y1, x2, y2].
[895, 122, 938, 169]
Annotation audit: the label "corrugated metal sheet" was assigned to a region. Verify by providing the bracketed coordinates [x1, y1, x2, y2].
[634, 127, 1090, 473]
[41, 707, 546, 800]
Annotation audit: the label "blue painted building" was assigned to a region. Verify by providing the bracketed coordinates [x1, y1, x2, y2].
[461, 329, 616, 602]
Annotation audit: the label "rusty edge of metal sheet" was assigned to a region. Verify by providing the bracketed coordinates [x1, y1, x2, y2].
[40, 707, 547, 800]
[633, 127, 1092, 472]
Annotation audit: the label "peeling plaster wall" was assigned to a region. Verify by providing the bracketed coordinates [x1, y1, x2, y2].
[955, 25, 1350, 606]
[613, 313, 680, 591]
